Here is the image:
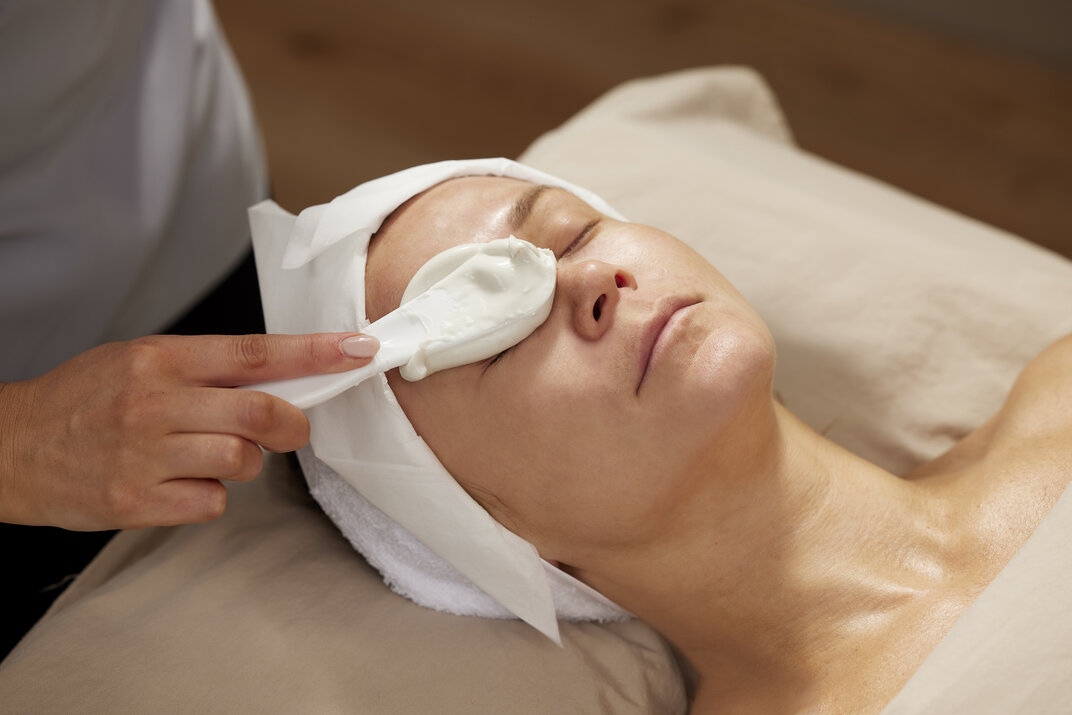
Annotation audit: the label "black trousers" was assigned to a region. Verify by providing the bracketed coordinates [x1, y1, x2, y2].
[1, 250, 265, 659]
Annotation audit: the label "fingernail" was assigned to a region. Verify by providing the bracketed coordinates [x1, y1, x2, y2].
[341, 334, 380, 358]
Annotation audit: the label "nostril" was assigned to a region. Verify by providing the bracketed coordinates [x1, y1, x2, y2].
[593, 294, 606, 321]
[615, 273, 626, 288]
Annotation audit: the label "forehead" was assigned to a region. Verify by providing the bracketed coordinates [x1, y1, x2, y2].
[364, 175, 546, 322]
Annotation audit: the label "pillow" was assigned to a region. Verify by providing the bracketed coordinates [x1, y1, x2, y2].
[3, 66, 1070, 712]
[521, 65, 1072, 475]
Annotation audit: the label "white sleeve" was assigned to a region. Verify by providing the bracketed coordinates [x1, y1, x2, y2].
[0, 0, 267, 380]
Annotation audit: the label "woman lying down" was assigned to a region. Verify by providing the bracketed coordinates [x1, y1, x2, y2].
[254, 158, 1071, 713]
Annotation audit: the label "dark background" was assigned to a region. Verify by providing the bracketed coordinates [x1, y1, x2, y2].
[215, 0, 1072, 260]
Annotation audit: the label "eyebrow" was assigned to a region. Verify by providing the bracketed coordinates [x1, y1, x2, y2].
[508, 184, 552, 233]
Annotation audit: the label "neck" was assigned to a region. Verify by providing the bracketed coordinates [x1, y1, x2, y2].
[572, 404, 971, 712]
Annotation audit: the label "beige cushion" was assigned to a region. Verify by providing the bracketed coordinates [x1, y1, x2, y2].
[2, 66, 1070, 713]
[521, 66, 1072, 476]
[0, 455, 682, 713]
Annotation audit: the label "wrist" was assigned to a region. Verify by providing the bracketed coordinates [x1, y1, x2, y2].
[0, 379, 38, 524]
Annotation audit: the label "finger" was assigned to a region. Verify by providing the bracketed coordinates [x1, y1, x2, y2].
[165, 387, 310, 453]
[159, 433, 264, 483]
[155, 333, 379, 386]
[144, 478, 229, 527]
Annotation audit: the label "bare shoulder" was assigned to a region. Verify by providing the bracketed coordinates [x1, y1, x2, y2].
[907, 334, 1071, 480]
[912, 334, 1072, 571]
[964, 334, 1072, 541]
[995, 333, 1072, 440]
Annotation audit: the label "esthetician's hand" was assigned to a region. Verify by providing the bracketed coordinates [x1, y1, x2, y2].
[0, 333, 379, 531]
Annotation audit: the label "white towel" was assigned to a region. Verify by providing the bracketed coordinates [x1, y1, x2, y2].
[298, 447, 631, 623]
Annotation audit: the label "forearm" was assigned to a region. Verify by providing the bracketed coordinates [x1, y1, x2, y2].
[0, 379, 36, 525]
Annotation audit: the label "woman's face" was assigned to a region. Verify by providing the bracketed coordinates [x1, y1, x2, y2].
[366, 176, 775, 564]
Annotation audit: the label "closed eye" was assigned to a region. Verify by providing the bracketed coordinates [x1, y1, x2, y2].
[559, 218, 601, 259]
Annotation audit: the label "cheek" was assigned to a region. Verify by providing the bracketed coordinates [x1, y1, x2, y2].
[389, 370, 562, 503]
[473, 365, 689, 548]
[397, 362, 650, 544]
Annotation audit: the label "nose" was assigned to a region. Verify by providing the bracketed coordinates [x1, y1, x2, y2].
[558, 260, 638, 340]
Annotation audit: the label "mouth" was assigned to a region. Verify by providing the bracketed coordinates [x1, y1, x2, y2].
[636, 298, 701, 393]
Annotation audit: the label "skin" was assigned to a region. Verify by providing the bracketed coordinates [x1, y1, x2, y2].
[0, 332, 377, 530]
[366, 176, 1072, 713]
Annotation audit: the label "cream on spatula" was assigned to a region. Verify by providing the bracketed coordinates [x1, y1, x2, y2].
[241, 236, 556, 409]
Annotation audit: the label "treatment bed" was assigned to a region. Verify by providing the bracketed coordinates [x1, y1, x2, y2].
[2, 67, 1071, 713]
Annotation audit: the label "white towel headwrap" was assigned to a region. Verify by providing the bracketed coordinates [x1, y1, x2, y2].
[249, 158, 631, 644]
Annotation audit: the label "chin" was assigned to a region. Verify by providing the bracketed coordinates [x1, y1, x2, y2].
[686, 316, 777, 426]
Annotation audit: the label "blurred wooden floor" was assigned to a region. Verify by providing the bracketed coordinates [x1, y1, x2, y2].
[214, 0, 1072, 260]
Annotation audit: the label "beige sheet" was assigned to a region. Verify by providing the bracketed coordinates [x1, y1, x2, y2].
[0, 454, 681, 713]
[883, 480, 1072, 713]
[2, 66, 1070, 713]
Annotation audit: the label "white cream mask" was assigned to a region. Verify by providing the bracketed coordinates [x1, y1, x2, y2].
[244, 235, 556, 408]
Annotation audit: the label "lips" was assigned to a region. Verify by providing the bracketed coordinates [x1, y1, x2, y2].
[636, 298, 700, 392]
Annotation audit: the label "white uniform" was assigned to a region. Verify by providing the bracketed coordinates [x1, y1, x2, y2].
[0, 0, 267, 380]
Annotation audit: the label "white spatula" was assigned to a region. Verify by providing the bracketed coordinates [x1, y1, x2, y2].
[241, 236, 556, 409]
